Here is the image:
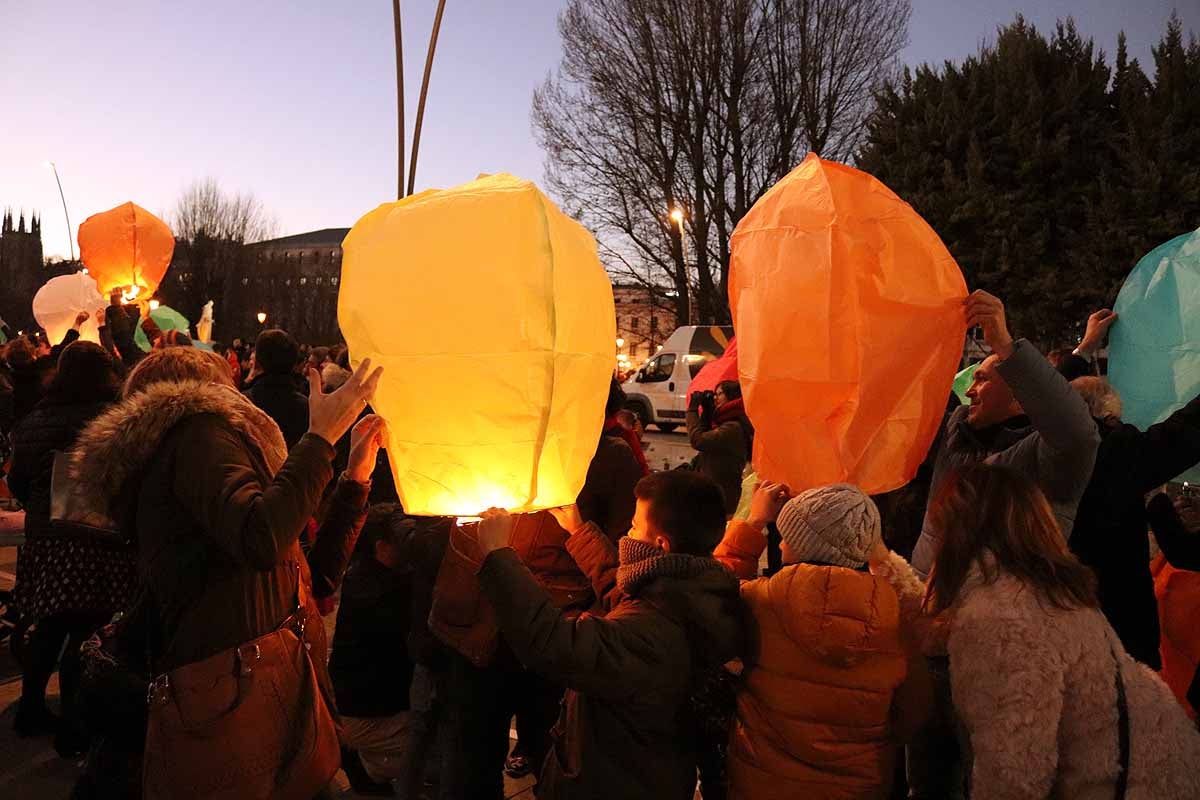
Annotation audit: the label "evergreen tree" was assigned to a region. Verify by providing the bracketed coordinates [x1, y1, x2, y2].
[859, 14, 1200, 346]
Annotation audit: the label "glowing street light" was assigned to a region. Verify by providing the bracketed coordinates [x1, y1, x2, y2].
[257, 311, 267, 325]
[668, 206, 686, 261]
[616, 337, 625, 349]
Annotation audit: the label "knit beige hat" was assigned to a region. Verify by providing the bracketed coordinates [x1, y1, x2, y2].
[776, 484, 881, 568]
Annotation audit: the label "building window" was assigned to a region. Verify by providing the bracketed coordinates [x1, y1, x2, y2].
[331, 276, 339, 286]
[315, 276, 323, 285]
[300, 276, 308, 285]
[241, 277, 249, 286]
[650, 316, 658, 332]
[630, 317, 639, 332]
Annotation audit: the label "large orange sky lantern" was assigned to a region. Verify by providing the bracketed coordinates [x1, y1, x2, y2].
[338, 173, 616, 517]
[730, 154, 967, 494]
[77, 201, 174, 301]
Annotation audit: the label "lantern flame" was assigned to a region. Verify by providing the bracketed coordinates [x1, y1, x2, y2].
[121, 285, 141, 303]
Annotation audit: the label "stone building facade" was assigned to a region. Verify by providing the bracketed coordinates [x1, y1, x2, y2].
[613, 283, 678, 368]
[0, 210, 75, 335]
[155, 228, 349, 345]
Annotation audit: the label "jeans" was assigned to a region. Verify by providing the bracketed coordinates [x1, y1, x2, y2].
[442, 649, 563, 799]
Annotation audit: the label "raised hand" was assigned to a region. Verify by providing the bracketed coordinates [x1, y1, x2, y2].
[548, 504, 585, 534]
[73, 310, 90, 330]
[964, 290, 1014, 359]
[748, 480, 791, 529]
[1077, 309, 1118, 357]
[307, 358, 383, 445]
[476, 507, 515, 555]
[346, 415, 389, 483]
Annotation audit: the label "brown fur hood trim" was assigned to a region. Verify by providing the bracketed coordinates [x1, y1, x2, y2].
[70, 380, 288, 513]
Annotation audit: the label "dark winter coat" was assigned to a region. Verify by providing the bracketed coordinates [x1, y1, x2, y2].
[9, 396, 112, 537]
[912, 339, 1101, 576]
[1069, 393, 1200, 668]
[70, 381, 354, 674]
[478, 525, 743, 800]
[687, 399, 753, 516]
[329, 555, 414, 718]
[9, 360, 50, 430]
[428, 434, 643, 665]
[244, 372, 310, 450]
[576, 434, 642, 543]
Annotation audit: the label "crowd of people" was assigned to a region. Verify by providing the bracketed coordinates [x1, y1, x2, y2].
[1, 286, 1199, 800]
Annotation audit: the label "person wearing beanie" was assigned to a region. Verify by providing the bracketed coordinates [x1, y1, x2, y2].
[244, 329, 309, 449]
[713, 482, 933, 799]
[470, 470, 743, 800]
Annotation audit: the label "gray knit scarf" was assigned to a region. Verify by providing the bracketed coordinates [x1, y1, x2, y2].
[616, 536, 722, 596]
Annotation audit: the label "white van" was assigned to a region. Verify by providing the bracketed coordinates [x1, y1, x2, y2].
[621, 325, 733, 432]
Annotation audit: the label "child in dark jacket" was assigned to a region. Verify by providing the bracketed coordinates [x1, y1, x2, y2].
[473, 471, 744, 800]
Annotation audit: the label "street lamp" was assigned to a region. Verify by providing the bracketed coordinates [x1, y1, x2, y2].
[45, 161, 75, 261]
[669, 206, 686, 262]
[257, 311, 267, 325]
[616, 337, 625, 349]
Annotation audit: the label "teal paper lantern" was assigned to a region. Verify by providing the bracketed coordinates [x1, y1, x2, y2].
[1108, 228, 1200, 483]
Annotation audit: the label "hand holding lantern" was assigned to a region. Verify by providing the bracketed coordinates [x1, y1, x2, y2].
[476, 508, 516, 555]
[347, 415, 389, 483]
[307, 359, 384, 446]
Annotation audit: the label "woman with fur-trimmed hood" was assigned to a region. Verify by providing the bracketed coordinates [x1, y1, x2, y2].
[69, 347, 383, 797]
[873, 464, 1200, 799]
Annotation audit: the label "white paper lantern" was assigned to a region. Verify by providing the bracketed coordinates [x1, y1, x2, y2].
[32, 272, 106, 346]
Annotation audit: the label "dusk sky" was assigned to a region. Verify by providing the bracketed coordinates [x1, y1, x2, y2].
[1, 0, 1190, 259]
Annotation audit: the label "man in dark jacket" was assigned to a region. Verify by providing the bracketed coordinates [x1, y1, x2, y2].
[686, 380, 753, 516]
[473, 470, 744, 800]
[244, 329, 309, 449]
[911, 291, 1101, 577]
[1067, 375, 1200, 667]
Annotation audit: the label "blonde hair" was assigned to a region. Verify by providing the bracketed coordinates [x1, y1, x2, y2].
[1071, 376, 1122, 424]
[124, 348, 235, 397]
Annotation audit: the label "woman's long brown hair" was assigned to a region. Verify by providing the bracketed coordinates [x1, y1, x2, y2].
[926, 463, 1098, 613]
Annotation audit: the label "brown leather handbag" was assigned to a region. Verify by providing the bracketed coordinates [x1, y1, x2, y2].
[142, 579, 339, 800]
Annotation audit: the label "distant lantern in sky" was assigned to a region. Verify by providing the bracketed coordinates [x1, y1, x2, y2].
[730, 153, 968, 494]
[32, 272, 106, 345]
[339, 173, 616, 516]
[77, 201, 174, 301]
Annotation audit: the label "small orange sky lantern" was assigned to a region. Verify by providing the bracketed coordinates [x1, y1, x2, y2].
[77, 201, 174, 301]
[729, 153, 967, 494]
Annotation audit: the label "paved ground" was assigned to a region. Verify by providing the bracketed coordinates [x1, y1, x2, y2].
[640, 428, 694, 471]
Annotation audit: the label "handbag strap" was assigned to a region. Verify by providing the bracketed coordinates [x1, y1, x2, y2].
[1112, 641, 1130, 800]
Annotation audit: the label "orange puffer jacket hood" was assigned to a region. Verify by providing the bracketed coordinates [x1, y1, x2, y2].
[729, 562, 908, 800]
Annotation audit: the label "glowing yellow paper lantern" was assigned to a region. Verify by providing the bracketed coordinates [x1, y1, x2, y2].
[77, 201, 174, 300]
[730, 154, 967, 494]
[339, 174, 616, 516]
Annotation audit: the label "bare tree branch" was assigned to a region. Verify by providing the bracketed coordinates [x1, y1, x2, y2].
[535, 0, 909, 322]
